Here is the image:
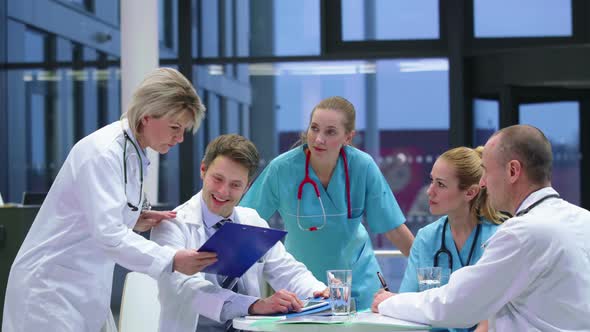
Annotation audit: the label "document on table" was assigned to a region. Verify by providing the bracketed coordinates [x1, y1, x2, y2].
[354, 312, 430, 329]
[278, 315, 349, 324]
[244, 299, 330, 320]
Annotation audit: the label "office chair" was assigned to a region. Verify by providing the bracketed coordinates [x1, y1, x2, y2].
[118, 272, 161, 332]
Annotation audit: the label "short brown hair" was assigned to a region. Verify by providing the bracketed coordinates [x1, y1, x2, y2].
[202, 134, 260, 180]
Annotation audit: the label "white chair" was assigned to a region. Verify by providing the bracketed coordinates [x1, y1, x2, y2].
[118, 272, 161, 332]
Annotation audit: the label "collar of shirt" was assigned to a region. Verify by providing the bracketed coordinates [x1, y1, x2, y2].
[199, 195, 238, 231]
[121, 118, 151, 170]
[514, 186, 558, 216]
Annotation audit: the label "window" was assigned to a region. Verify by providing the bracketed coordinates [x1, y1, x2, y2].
[473, 99, 499, 146]
[474, 0, 572, 38]
[520, 102, 580, 205]
[342, 0, 439, 41]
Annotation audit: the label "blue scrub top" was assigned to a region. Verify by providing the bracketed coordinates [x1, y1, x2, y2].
[399, 216, 499, 332]
[240, 145, 406, 310]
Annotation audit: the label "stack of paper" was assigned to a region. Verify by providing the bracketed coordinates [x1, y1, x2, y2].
[354, 312, 430, 330]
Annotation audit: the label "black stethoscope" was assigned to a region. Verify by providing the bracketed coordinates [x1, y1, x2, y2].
[515, 194, 560, 217]
[296, 147, 351, 232]
[123, 131, 144, 211]
[434, 217, 481, 269]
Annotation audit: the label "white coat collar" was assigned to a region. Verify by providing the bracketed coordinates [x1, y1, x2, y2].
[515, 186, 559, 216]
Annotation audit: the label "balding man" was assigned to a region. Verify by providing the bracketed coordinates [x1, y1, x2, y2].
[372, 125, 590, 331]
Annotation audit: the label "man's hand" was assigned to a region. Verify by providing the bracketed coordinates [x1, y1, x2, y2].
[313, 288, 330, 299]
[173, 249, 217, 275]
[248, 289, 304, 315]
[371, 289, 396, 313]
[134, 210, 176, 232]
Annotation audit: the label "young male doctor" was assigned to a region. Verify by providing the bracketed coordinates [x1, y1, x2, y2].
[372, 125, 590, 331]
[151, 134, 329, 332]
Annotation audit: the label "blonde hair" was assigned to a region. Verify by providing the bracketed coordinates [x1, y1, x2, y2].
[439, 146, 505, 224]
[299, 96, 356, 144]
[122, 67, 206, 136]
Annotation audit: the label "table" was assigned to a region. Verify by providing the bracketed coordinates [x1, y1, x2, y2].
[233, 312, 431, 331]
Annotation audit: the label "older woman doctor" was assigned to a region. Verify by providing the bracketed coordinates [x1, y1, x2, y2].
[240, 96, 414, 310]
[3, 68, 217, 332]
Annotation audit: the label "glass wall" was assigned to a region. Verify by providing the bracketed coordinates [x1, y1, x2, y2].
[474, 0, 572, 38]
[342, 0, 439, 41]
[520, 102, 580, 205]
[473, 98, 499, 146]
[2, 3, 120, 203]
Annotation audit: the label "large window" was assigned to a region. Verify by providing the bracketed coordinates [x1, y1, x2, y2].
[3, 20, 119, 203]
[520, 102, 580, 205]
[342, 0, 439, 41]
[474, 0, 572, 38]
[473, 99, 499, 146]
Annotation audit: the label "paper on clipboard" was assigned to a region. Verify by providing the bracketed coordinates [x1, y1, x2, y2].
[197, 222, 287, 278]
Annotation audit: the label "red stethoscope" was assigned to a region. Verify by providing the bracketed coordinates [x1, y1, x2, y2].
[296, 147, 351, 231]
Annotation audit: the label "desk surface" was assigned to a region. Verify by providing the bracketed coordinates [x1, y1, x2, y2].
[233, 312, 430, 332]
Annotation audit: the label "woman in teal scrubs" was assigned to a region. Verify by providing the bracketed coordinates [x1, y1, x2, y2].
[399, 147, 506, 332]
[240, 96, 414, 310]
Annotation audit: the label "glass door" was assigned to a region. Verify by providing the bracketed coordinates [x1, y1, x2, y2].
[498, 86, 590, 208]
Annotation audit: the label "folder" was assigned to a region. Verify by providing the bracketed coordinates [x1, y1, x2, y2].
[245, 299, 330, 320]
[197, 222, 287, 278]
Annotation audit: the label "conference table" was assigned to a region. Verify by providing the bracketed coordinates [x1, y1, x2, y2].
[233, 311, 431, 331]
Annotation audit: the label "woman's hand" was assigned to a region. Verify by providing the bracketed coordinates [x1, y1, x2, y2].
[134, 210, 176, 232]
[173, 250, 218, 275]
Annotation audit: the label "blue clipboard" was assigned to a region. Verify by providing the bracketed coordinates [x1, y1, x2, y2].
[197, 222, 287, 278]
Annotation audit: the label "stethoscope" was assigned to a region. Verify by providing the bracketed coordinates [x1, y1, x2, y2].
[123, 130, 144, 211]
[515, 194, 560, 217]
[434, 217, 481, 269]
[296, 147, 351, 232]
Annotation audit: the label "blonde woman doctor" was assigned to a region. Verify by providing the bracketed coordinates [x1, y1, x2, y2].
[3, 68, 218, 332]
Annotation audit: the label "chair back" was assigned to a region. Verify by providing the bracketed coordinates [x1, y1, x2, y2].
[118, 272, 161, 332]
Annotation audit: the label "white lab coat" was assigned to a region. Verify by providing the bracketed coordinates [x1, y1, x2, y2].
[151, 192, 327, 332]
[3, 120, 176, 332]
[379, 187, 590, 331]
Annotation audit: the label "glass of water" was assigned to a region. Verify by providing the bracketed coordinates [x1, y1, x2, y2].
[417, 267, 442, 291]
[326, 269, 352, 316]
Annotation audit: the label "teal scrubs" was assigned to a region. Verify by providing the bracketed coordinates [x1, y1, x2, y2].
[240, 145, 406, 310]
[399, 216, 499, 332]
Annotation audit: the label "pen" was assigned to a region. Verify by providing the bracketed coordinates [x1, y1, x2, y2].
[377, 271, 390, 291]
